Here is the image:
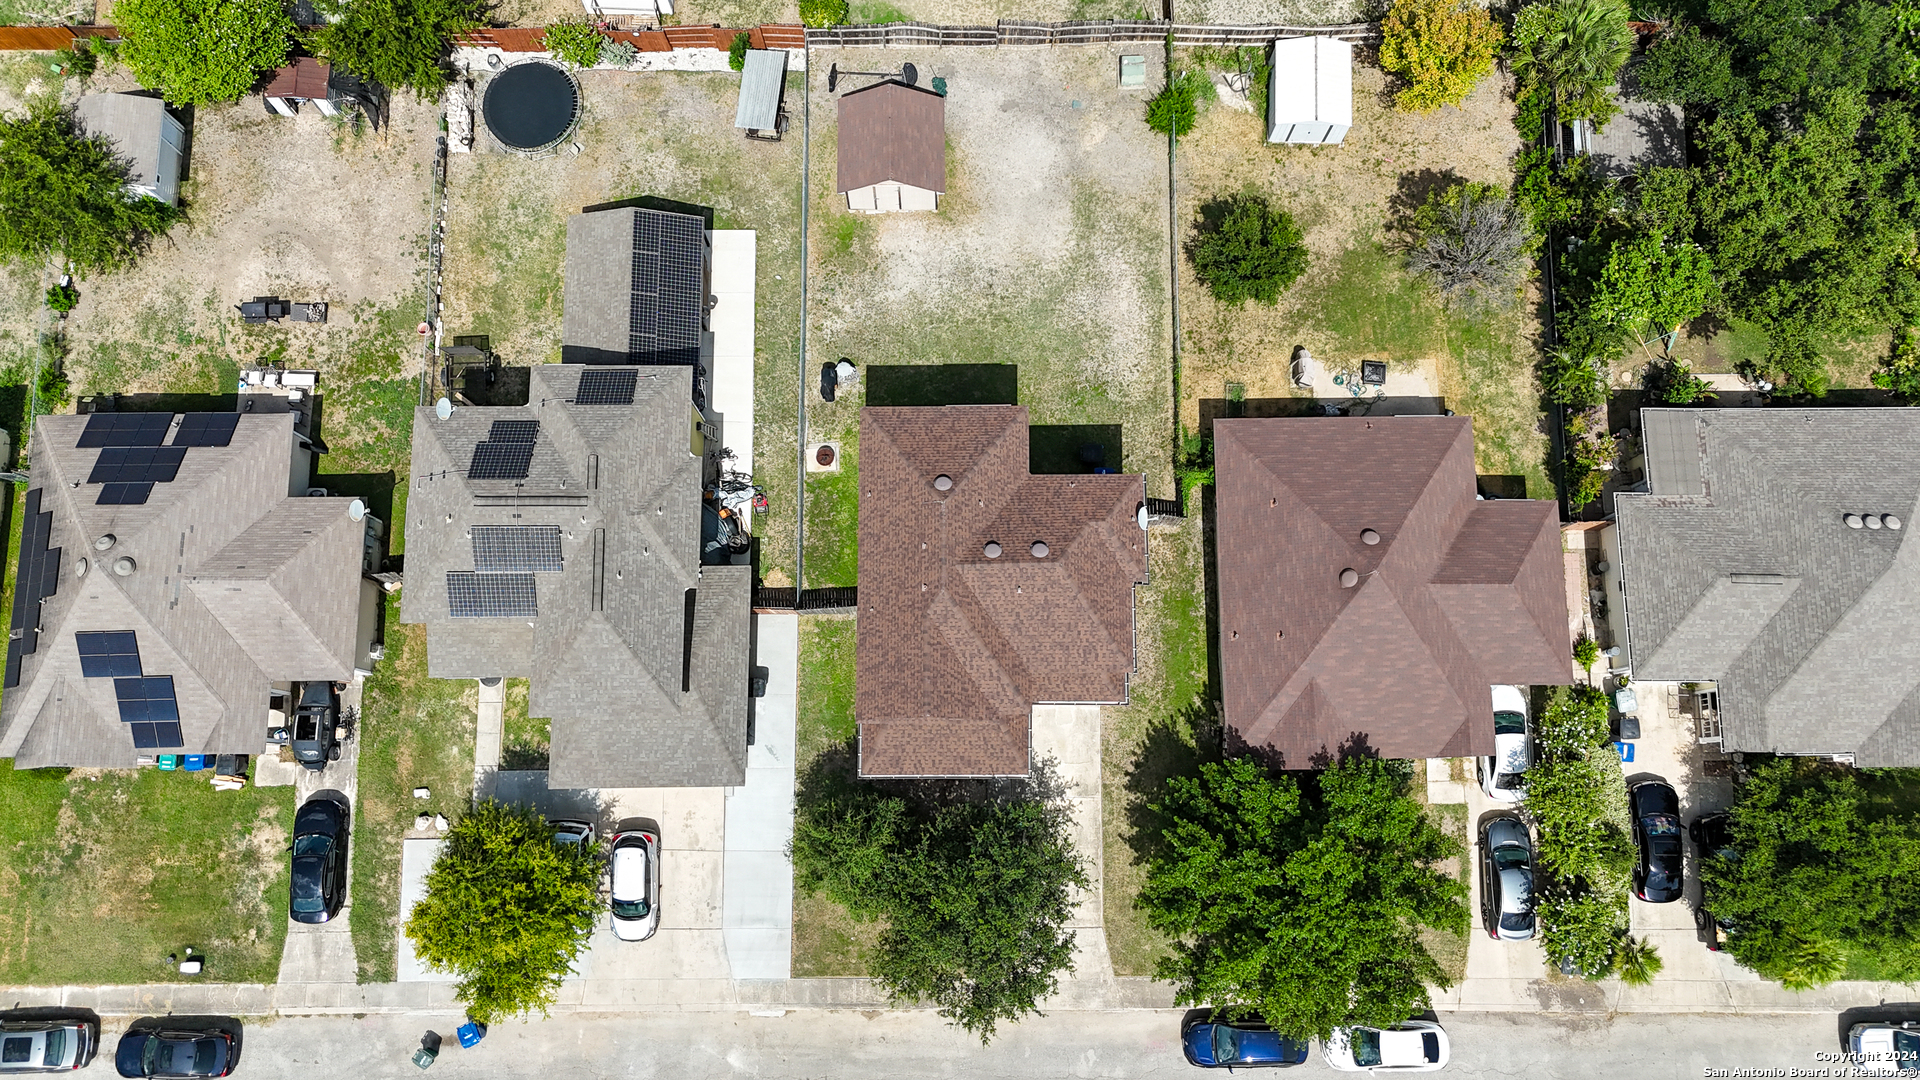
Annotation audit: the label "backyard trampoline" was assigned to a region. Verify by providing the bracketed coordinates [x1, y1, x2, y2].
[481, 59, 581, 154]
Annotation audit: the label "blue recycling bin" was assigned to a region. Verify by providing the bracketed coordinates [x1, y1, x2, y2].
[183, 754, 206, 771]
[1615, 741, 1635, 763]
[456, 1022, 484, 1049]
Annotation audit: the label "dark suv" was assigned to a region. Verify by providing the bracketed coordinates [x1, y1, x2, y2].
[290, 794, 351, 924]
[289, 682, 340, 771]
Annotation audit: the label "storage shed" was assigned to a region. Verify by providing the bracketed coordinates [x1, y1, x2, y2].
[734, 49, 788, 138]
[1266, 36, 1352, 145]
[837, 80, 945, 213]
[75, 92, 186, 204]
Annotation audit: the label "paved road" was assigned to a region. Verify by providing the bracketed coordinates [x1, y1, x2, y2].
[125, 1008, 1851, 1079]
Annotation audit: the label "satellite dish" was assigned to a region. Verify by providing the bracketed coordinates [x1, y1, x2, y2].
[435, 397, 453, 421]
[348, 499, 367, 522]
[1136, 504, 1149, 530]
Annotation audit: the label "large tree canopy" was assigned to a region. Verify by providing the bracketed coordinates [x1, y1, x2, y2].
[405, 800, 601, 1023]
[1135, 755, 1465, 1040]
[113, 0, 293, 107]
[791, 764, 1086, 1041]
[0, 101, 183, 276]
[306, 0, 488, 99]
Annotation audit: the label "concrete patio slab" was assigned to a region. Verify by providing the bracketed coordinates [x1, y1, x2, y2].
[397, 838, 454, 983]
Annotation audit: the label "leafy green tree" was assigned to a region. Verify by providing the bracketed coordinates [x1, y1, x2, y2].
[728, 32, 752, 72]
[0, 101, 184, 276]
[1644, 358, 1715, 404]
[1188, 195, 1310, 306]
[1634, 19, 1738, 106]
[791, 766, 1086, 1041]
[1511, 0, 1634, 127]
[1146, 68, 1212, 138]
[543, 18, 607, 69]
[799, 0, 848, 27]
[113, 0, 293, 106]
[1379, 0, 1503, 111]
[1137, 755, 1466, 1040]
[1586, 231, 1718, 337]
[405, 800, 602, 1023]
[1874, 330, 1920, 403]
[1407, 180, 1530, 310]
[306, 0, 487, 99]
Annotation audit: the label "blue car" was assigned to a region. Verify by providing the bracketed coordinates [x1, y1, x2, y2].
[1182, 1015, 1310, 1069]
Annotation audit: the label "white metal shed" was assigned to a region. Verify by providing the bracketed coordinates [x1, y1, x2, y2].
[1267, 36, 1352, 145]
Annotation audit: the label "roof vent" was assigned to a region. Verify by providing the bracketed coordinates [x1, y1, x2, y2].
[73, 558, 88, 579]
[1031, 541, 1049, 558]
[112, 556, 136, 577]
[1846, 514, 1865, 529]
[1339, 568, 1360, 588]
[933, 474, 953, 492]
[984, 542, 1002, 558]
[1360, 528, 1380, 545]
[1888, 515, 1905, 530]
[92, 534, 115, 551]
[1866, 514, 1884, 530]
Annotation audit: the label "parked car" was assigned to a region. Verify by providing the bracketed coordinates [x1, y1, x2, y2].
[1325, 1021, 1449, 1073]
[609, 829, 660, 942]
[1180, 1014, 1309, 1069]
[1630, 780, 1685, 904]
[290, 794, 350, 924]
[0, 1020, 93, 1072]
[288, 681, 340, 770]
[114, 1029, 234, 1078]
[1476, 685, 1532, 803]
[1691, 812, 1738, 949]
[1478, 815, 1535, 941]
[551, 819, 596, 850]
[1849, 1022, 1920, 1076]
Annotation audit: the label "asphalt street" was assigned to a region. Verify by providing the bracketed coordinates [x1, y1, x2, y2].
[114, 1008, 1857, 1079]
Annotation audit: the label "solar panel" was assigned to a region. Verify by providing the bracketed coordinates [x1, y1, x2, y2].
[115, 675, 179, 723]
[447, 572, 538, 618]
[76, 412, 172, 448]
[171, 413, 240, 447]
[88, 446, 186, 484]
[630, 211, 705, 366]
[472, 526, 564, 572]
[488, 420, 540, 443]
[129, 721, 184, 749]
[468, 441, 534, 480]
[96, 482, 154, 505]
[5, 488, 59, 687]
[77, 631, 141, 678]
[575, 368, 638, 405]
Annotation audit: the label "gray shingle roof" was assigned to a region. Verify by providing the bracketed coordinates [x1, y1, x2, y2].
[1616, 408, 1920, 764]
[0, 413, 367, 768]
[560, 207, 710, 368]
[401, 364, 748, 789]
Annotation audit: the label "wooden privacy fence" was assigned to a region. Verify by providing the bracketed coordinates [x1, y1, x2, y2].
[455, 23, 805, 52]
[804, 19, 1376, 47]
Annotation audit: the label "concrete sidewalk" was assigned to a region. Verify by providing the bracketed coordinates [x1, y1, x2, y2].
[722, 612, 797, 980]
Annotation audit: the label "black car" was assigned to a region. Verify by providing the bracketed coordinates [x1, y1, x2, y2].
[114, 1030, 233, 1078]
[1630, 780, 1685, 903]
[1181, 1014, 1309, 1069]
[290, 795, 350, 924]
[1691, 812, 1739, 948]
[289, 681, 340, 771]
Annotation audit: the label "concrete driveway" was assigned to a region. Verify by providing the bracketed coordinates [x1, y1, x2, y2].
[274, 682, 364, 988]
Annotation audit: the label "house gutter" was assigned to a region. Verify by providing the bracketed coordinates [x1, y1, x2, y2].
[795, 48, 812, 593]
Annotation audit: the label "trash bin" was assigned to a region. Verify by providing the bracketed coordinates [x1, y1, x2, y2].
[411, 1047, 437, 1070]
[457, 1022, 485, 1049]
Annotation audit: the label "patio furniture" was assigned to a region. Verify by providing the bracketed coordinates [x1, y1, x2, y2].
[237, 296, 289, 323]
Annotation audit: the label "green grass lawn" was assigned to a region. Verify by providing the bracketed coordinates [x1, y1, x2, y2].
[348, 594, 477, 983]
[500, 678, 547, 770]
[0, 763, 294, 985]
[1419, 800, 1472, 986]
[788, 615, 884, 977]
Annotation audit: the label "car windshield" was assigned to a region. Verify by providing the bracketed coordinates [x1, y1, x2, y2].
[1212, 1025, 1241, 1063]
[1493, 710, 1527, 735]
[612, 897, 651, 919]
[1, 1036, 31, 1064]
[292, 834, 331, 857]
[1893, 1031, 1920, 1060]
[1351, 1029, 1382, 1068]
[1500, 911, 1535, 932]
[1645, 814, 1681, 836]
[41, 1029, 65, 1066]
[1495, 772, 1527, 790]
[194, 1039, 220, 1073]
[1493, 846, 1530, 871]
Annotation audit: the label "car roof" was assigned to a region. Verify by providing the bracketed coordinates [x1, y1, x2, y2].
[1490, 684, 1528, 715]
[610, 844, 648, 900]
[1378, 1029, 1428, 1064]
[1498, 867, 1533, 912]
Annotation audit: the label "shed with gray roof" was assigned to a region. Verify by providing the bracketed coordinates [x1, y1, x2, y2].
[1616, 408, 1920, 764]
[76, 92, 186, 205]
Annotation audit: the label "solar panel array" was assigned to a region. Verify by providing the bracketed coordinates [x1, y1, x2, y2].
[97, 483, 155, 506]
[77, 412, 171, 447]
[171, 412, 240, 447]
[447, 571, 539, 618]
[628, 211, 705, 366]
[468, 441, 535, 480]
[575, 368, 638, 405]
[88, 446, 187, 485]
[472, 526, 564, 573]
[75, 631, 183, 747]
[77, 630, 142, 678]
[488, 420, 540, 443]
[4, 488, 61, 687]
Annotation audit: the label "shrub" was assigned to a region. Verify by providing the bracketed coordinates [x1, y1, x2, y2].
[1538, 887, 1622, 976]
[1616, 935, 1664, 986]
[1873, 329, 1920, 403]
[728, 31, 751, 71]
[1379, 0, 1502, 111]
[1541, 348, 1608, 408]
[598, 37, 638, 68]
[542, 18, 607, 69]
[1407, 181, 1530, 310]
[799, 0, 849, 27]
[1563, 437, 1611, 508]
[114, 0, 293, 106]
[1175, 432, 1213, 493]
[44, 283, 79, 313]
[1643, 358, 1715, 404]
[1187, 195, 1310, 306]
[1146, 68, 1212, 138]
[1572, 634, 1600, 672]
[54, 44, 98, 78]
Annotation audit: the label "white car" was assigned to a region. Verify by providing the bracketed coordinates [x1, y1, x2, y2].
[609, 829, 661, 942]
[0, 1020, 92, 1072]
[550, 818, 596, 850]
[1849, 1022, 1920, 1076]
[1477, 685, 1531, 803]
[1325, 1021, 1450, 1072]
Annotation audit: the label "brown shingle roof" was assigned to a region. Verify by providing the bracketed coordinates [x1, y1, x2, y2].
[264, 57, 329, 100]
[836, 81, 946, 194]
[1214, 416, 1572, 767]
[856, 406, 1146, 777]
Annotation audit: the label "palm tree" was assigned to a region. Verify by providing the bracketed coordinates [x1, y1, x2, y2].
[1513, 0, 1636, 127]
[1615, 934, 1664, 986]
[1776, 937, 1847, 991]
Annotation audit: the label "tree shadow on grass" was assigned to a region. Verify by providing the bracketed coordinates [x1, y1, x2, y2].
[794, 735, 1070, 820]
[1388, 167, 1466, 240]
[1120, 690, 1223, 870]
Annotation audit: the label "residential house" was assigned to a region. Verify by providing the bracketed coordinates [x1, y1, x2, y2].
[76, 92, 186, 204]
[1214, 416, 1572, 766]
[0, 383, 385, 768]
[837, 80, 945, 213]
[1614, 408, 1920, 765]
[855, 405, 1147, 777]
